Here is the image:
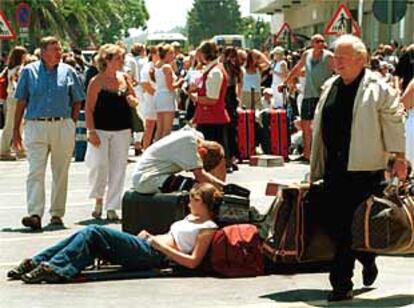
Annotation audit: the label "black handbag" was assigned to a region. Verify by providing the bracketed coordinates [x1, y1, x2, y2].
[130, 106, 144, 132]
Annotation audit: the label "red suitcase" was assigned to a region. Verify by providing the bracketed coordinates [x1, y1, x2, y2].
[237, 109, 255, 160]
[261, 109, 289, 160]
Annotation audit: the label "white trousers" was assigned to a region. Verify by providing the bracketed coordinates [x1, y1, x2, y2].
[24, 119, 75, 218]
[85, 129, 130, 210]
[0, 97, 17, 155]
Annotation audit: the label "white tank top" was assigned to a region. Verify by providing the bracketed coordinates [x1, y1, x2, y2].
[155, 65, 174, 93]
[272, 60, 287, 86]
[169, 216, 218, 254]
[242, 68, 261, 92]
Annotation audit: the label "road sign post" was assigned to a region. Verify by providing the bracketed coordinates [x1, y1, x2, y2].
[15, 2, 31, 43]
[0, 11, 16, 41]
[324, 3, 361, 37]
[274, 23, 297, 49]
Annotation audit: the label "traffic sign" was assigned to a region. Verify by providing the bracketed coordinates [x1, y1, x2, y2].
[0, 11, 16, 40]
[373, 0, 407, 24]
[274, 22, 297, 45]
[324, 3, 361, 36]
[16, 2, 31, 28]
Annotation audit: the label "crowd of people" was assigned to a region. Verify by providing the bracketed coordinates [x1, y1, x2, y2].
[1, 32, 413, 302]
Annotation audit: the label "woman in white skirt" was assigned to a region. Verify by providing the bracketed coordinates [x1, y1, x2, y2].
[401, 77, 414, 173]
[271, 47, 288, 108]
[152, 44, 183, 140]
[85, 44, 139, 221]
[140, 46, 159, 149]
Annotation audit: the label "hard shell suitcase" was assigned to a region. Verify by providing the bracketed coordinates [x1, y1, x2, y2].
[237, 109, 255, 160]
[122, 190, 189, 235]
[261, 109, 289, 160]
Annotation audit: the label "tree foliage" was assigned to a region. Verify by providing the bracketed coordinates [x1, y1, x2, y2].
[1, 0, 149, 51]
[241, 16, 271, 50]
[187, 0, 242, 47]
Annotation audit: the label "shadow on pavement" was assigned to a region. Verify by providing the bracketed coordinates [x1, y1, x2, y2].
[69, 266, 200, 283]
[1, 224, 67, 233]
[260, 288, 414, 307]
[266, 261, 331, 274]
[76, 218, 120, 226]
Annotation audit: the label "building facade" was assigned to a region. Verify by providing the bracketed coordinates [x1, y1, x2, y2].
[251, 0, 414, 49]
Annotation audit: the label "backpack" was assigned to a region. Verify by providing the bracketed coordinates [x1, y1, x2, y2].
[0, 67, 8, 100]
[204, 224, 264, 277]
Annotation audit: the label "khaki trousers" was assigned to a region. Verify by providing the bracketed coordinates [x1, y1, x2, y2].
[24, 119, 75, 218]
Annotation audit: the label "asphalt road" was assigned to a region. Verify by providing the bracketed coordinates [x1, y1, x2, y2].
[0, 155, 413, 308]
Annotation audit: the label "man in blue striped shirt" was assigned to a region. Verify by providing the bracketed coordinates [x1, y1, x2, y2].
[13, 36, 85, 230]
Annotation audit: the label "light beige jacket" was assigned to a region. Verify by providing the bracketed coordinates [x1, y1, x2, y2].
[310, 69, 405, 182]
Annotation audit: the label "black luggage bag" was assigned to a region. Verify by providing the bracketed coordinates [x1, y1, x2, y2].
[122, 190, 189, 235]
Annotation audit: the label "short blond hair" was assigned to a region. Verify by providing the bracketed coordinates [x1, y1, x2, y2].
[95, 44, 125, 72]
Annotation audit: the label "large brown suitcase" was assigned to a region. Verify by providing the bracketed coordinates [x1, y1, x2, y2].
[351, 184, 414, 254]
[262, 183, 335, 263]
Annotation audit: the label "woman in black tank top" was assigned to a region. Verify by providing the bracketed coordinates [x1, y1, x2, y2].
[85, 44, 139, 221]
[93, 87, 132, 130]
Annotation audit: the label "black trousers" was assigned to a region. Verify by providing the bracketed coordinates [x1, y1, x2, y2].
[196, 123, 229, 158]
[225, 85, 239, 160]
[317, 171, 384, 292]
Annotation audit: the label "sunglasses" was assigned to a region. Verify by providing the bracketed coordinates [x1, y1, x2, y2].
[314, 39, 325, 44]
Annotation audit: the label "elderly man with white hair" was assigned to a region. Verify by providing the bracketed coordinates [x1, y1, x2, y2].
[310, 34, 406, 301]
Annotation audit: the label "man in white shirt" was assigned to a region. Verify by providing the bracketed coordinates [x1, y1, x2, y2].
[132, 128, 226, 194]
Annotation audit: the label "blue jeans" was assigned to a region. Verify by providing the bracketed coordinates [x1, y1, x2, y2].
[32, 225, 166, 279]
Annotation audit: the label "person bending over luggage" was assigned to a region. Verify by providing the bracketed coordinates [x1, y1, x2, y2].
[132, 127, 226, 194]
[7, 183, 221, 284]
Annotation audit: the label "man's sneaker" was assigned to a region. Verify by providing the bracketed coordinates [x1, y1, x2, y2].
[327, 290, 353, 302]
[21, 215, 41, 230]
[7, 259, 37, 280]
[362, 261, 378, 286]
[106, 210, 119, 221]
[21, 262, 65, 284]
[50, 216, 63, 226]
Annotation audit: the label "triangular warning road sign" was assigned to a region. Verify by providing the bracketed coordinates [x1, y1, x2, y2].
[274, 22, 297, 45]
[324, 3, 361, 36]
[0, 11, 16, 40]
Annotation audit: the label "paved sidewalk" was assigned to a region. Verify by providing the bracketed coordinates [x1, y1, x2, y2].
[0, 156, 413, 308]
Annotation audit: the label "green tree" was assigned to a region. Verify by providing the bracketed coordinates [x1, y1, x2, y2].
[1, 0, 149, 51]
[241, 16, 271, 50]
[187, 0, 242, 46]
